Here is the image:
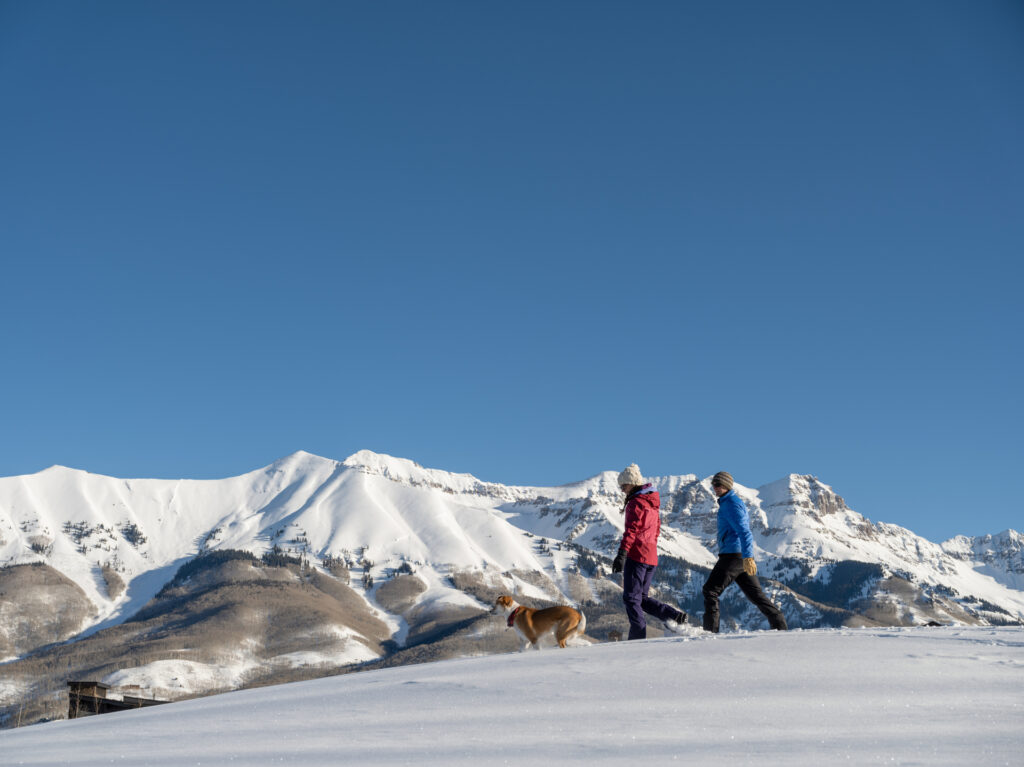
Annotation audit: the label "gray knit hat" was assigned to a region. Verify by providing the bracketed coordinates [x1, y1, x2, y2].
[711, 471, 734, 490]
[618, 463, 643, 487]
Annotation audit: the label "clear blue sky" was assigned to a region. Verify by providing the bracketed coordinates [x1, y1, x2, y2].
[2, 1, 1021, 542]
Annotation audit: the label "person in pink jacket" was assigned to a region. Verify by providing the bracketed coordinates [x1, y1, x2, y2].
[612, 463, 687, 639]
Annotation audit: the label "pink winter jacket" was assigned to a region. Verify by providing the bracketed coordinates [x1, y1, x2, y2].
[620, 484, 661, 566]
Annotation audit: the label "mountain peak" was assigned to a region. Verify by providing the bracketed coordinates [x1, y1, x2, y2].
[34, 464, 92, 478]
[263, 450, 340, 474]
[342, 450, 484, 488]
[759, 473, 841, 500]
[278, 449, 333, 463]
[343, 449, 421, 470]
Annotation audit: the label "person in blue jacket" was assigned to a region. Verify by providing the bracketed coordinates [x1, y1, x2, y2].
[702, 471, 788, 632]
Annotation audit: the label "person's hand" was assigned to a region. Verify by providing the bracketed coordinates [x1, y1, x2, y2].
[742, 557, 757, 577]
[612, 549, 627, 574]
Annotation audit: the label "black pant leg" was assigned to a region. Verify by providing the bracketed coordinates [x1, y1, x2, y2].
[701, 555, 742, 632]
[735, 572, 788, 630]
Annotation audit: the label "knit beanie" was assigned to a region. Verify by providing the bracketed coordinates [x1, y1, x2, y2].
[711, 471, 734, 490]
[618, 463, 643, 487]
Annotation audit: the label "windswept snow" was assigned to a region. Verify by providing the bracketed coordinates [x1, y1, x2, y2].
[1, 626, 1021, 766]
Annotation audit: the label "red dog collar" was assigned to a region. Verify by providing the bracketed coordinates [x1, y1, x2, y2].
[507, 606, 522, 628]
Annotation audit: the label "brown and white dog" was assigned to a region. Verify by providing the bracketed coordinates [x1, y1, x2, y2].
[493, 595, 587, 651]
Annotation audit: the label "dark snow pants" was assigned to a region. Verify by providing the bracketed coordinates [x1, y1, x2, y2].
[623, 557, 679, 640]
[702, 553, 788, 632]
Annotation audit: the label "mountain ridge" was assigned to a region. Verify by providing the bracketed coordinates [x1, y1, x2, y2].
[1, 449, 1021, 727]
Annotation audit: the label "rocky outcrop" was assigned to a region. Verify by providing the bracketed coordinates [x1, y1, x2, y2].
[0, 563, 95, 660]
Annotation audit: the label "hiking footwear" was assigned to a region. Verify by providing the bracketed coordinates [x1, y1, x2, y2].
[664, 610, 688, 633]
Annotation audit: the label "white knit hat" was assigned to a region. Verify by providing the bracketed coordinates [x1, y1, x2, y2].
[617, 463, 643, 486]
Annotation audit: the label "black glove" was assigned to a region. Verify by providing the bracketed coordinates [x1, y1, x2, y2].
[611, 548, 627, 574]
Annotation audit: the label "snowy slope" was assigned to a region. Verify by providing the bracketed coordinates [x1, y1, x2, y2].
[1, 626, 1021, 766]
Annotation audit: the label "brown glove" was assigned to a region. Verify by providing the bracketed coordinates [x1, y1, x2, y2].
[742, 557, 757, 577]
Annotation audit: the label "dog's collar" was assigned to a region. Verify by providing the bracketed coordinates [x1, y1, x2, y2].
[507, 606, 522, 628]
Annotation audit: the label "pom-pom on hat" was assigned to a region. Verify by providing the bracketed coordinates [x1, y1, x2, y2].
[618, 463, 643, 487]
[711, 471, 734, 490]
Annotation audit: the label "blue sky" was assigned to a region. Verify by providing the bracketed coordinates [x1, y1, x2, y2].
[1, 1, 1021, 542]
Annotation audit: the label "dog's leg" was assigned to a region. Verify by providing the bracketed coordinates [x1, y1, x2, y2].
[536, 626, 552, 651]
[525, 628, 542, 651]
[557, 613, 585, 648]
[555, 619, 571, 648]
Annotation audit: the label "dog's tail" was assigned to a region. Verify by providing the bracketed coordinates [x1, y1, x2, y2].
[576, 610, 587, 639]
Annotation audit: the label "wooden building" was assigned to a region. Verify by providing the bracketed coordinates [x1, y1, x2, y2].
[67, 681, 166, 719]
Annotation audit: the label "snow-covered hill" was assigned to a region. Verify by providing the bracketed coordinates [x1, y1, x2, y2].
[1, 626, 1021, 766]
[1, 449, 1022, 725]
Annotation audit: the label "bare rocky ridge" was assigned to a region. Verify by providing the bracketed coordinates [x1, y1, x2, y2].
[0, 554, 389, 725]
[0, 564, 95, 659]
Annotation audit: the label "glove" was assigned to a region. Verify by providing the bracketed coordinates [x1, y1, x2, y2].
[742, 557, 757, 577]
[611, 548, 627, 574]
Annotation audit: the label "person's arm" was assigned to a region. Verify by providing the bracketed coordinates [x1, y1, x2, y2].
[733, 497, 758, 574]
[724, 496, 755, 560]
[620, 498, 642, 554]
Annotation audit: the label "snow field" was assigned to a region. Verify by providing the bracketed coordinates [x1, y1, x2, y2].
[1, 626, 1021, 766]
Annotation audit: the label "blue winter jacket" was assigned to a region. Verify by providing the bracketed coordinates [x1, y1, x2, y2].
[717, 490, 754, 559]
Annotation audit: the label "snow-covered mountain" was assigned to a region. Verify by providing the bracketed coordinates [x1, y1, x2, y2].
[1, 450, 1022, 726]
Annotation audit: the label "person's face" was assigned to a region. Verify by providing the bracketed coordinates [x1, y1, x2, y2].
[620, 483, 634, 495]
[711, 483, 727, 498]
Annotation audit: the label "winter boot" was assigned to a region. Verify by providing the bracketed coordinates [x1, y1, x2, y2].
[664, 609, 688, 633]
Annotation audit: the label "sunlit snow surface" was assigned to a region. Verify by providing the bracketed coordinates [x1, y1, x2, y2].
[2, 626, 1021, 766]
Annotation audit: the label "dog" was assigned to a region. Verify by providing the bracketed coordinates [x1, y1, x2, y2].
[493, 595, 586, 651]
